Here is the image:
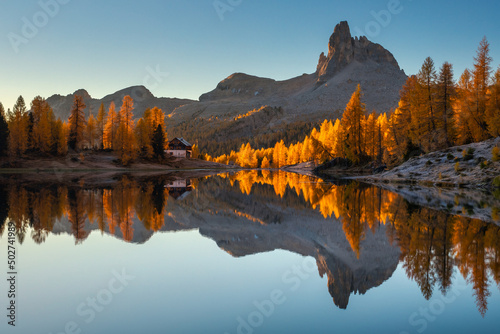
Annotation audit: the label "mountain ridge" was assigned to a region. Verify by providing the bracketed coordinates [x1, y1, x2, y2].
[45, 21, 408, 155]
[47, 85, 195, 120]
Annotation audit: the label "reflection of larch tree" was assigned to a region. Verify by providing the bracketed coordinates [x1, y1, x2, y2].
[103, 189, 117, 235]
[29, 188, 56, 244]
[116, 177, 136, 242]
[339, 183, 366, 259]
[67, 189, 89, 244]
[486, 226, 500, 289]
[95, 189, 106, 234]
[453, 217, 491, 317]
[8, 186, 29, 244]
[401, 209, 438, 300]
[433, 215, 455, 294]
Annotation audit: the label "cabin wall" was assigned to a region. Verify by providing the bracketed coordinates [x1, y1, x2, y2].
[166, 150, 191, 158]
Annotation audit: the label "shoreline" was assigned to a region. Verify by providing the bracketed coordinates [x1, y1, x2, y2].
[315, 137, 500, 191]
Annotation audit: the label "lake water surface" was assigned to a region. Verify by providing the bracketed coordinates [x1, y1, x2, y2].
[0, 171, 499, 334]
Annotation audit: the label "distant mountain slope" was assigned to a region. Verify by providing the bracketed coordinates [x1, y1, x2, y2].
[169, 21, 407, 153]
[47, 85, 194, 120]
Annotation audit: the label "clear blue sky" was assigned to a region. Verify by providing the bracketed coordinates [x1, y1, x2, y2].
[1, 0, 499, 110]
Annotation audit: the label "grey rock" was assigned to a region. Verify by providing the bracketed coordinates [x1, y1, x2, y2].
[316, 21, 401, 84]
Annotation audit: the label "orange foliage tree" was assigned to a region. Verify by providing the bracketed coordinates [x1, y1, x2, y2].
[68, 95, 87, 150]
[8, 96, 29, 156]
[115, 96, 137, 165]
[103, 102, 118, 149]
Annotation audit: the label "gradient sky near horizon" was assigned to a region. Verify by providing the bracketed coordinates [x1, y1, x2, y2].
[1, 0, 499, 110]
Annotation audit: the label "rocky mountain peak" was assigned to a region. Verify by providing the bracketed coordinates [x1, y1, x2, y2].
[73, 89, 91, 99]
[316, 21, 401, 84]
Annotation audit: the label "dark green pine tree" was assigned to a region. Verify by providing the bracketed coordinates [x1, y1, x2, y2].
[0, 103, 9, 156]
[152, 124, 165, 160]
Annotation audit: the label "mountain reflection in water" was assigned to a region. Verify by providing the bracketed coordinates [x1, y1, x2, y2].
[0, 171, 499, 315]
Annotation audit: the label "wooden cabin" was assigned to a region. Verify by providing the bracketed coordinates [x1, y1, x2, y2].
[166, 138, 192, 158]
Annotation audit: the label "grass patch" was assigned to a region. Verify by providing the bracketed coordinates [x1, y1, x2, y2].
[493, 146, 500, 162]
[493, 207, 500, 221]
[493, 176, 500, 188]
[462, 148, 475, 161]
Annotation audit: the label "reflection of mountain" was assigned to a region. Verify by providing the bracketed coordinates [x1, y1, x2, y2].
[317, 245, 398, 309]
[174, 177, 400, 309]
[1, 171, 500, 314]
[197, 211, 399, 310]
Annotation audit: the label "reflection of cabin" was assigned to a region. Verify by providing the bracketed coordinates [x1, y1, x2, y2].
[165, 179, 192, 200]
[166, 138, 192, 158]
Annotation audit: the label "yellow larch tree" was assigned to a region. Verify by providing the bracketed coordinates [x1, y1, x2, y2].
[86, 113, 97, 149]
[31, 96, 51, 153]
[455, 69, 475, 144]
[486, 66, 500, 137]
[31, 96, 55, 154]
[115, 96, 137, 165]
[52, 119, 68, 155]
[8, 96, 29, 157]
[469, 37, 492, 141]
[135, 118, 152, 158]
[0, 103, 8, 156]
[261, 156, 270, 168]
[417, 57, 439, 151]
[436, 62, 456, 147]
[364, 112, 377, 159]
[135, 107, 167, 159]
[340, 84, 366, 163]
[67, 95, 87, 150]
[103, 102, 118, 149]
[96, 102, 106, 149]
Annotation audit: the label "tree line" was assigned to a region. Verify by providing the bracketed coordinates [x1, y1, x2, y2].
[0, 95, 176, 165]
[208, 37, 500, 168]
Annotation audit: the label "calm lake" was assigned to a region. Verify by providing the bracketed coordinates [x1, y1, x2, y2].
[0, 171, 499, 334]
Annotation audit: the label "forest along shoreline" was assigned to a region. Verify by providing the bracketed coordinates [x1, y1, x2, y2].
[1, 136, 499, 190]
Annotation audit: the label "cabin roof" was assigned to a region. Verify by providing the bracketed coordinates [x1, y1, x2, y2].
[170, 137, 192, 147]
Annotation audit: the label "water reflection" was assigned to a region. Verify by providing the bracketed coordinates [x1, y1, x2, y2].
[0, 171, 499, 316]
[165, 179, 192, 200]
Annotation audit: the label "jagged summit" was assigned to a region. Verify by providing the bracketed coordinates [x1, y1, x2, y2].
[316, 21, 401, 84]
[73, 89, 91, 99]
